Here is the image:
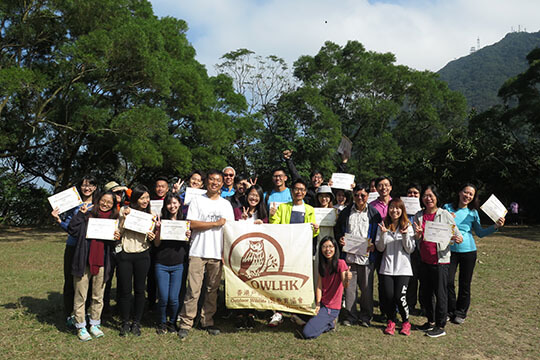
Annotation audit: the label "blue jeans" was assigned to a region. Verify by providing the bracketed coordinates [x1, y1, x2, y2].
[155, 263, 184, 324]
[302, 305, 340, 339]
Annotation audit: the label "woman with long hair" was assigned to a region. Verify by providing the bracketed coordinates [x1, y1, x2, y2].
[443, 183, 504, 324]
[68, 191, 118, 340]
[154, 192, 190, 334]
[375, 198, 415, 336]
[234, 184, 268, 224]
[300, 236, 351, 339]
[413, 185, 462, 338]
[115, 185, 156, 337]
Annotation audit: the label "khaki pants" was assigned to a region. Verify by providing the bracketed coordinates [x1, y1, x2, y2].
[178, 257, 222, 329]
[73, 266, 105, 327]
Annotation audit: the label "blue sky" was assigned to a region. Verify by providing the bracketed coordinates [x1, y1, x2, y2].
[149, 0, 540, 73]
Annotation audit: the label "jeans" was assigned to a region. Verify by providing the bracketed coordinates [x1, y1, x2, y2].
[155, 263, 185, 324]
[303, 305, 339, 339]
[448, 251, 476, 319]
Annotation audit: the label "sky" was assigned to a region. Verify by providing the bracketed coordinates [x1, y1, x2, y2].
[148, 0, 540, 74]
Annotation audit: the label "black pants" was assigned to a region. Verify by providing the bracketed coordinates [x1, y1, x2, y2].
[420, 262, 449, 328]
[146, 247, 157, 307]
[380, 275, 410, 323]
[117, 250, 151, 323]
[448, 251, 476, 319]
[63, 245, 76, 318]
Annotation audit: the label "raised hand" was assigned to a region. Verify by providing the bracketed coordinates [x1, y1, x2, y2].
[172, 178, 184, 193]
[79, 203, 89, 214]
[413, 220, 423, 238]
[282, 149, 292, 160]
[51, 207, 61, 223]
[495, 217, 505, 228]
[241, 206, 249, 220]
[339, 236, 345, 246]
[248, 177, 258, 187]
[378, 222, 388, 233]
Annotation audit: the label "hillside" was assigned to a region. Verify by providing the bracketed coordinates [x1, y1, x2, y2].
[437, 31, 540, 110]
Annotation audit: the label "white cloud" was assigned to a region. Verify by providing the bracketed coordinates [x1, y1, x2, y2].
[150, 0, 540, 73]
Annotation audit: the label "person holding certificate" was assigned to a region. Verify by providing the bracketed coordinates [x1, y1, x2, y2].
[334, 184, 381, 328]
[50, 175, 97, 330]
[116, 185, 156, 337]
[153, 192, 191, 334]
[68, 191, 118, 341]
[375, 198, 415, 336]
[412, 185, 462, 338]
[405, 183, 424, 315]
[443, 184, 505, 325]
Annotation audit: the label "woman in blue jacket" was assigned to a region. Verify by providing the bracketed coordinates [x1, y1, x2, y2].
[443, 184, 505, 324]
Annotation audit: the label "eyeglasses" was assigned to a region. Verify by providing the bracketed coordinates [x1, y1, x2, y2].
[293, 187, 306, 193]
[321, 245, 335, 250]
[223, 173, 235, 177]
[81, 185, 96, 189]
[273, 174, 285, 178]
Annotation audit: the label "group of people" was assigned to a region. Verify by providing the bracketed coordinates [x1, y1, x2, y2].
[51, 150, 505, 341]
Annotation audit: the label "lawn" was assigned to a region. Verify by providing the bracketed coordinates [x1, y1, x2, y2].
[0, 225, 538, 359]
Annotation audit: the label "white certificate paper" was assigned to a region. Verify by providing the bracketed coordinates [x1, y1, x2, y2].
[86, 218, 118, 240]
[424, 221, 453, 244]
[160, 220, 190, 241]
[123, 209, 155, 234]
[480, 194, 508, 223]
[150, 200, 163, 215]
[343, 233, 369, 255]
[330, 173, 355, 190]
[48, 187, 83, 214]
[367, 192, 379, 204]
[401, 196, 422, 215]
[314, 208, 337, 227]
[337, 135, 353, 159]
[184, 187, 206, 205]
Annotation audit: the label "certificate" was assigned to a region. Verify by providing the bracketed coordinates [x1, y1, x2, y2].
[367, 192, 379, 204]
[424, 221, 453, 244]
[314, 208, 337, 227]
[86, 218, 118, 240]
[480, 194, 508, 223]
[150, 200, 163, 215]
[160, 220, 190, 241]
[123, 209, 155, 234]
[337, 135, 353, 159]
[343, 233, 369, 255]
[184, 187, 206, 205]
[400, 196, 422, 215]
[330, 173, 355, 190]
[48, 187, 83, 214]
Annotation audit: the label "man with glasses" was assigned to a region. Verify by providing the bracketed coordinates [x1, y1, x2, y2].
[267, 178, 320, 326]
[371, 176, 393, 218]
[221, 166, 236, 198]
[334, 184, 381, 327]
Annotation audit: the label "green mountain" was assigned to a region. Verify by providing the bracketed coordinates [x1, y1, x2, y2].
[437, 31, 540, 110]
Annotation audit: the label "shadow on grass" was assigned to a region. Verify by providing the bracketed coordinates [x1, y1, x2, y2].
[498, 225, 540, 242]
[0, 226, 64, 243]
[0, 292, 66, 331]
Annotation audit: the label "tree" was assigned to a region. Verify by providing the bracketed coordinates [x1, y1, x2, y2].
[0, 0, 244, 191]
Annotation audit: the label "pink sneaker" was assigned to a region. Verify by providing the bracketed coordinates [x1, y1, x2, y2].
[384, 320, 395, 335]
[400, 321, 411, 336]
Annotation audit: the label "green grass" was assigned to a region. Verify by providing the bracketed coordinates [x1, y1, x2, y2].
[1, 226, 539, 359]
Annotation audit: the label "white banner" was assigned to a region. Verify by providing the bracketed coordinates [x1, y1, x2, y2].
[223, 222, 316, 315]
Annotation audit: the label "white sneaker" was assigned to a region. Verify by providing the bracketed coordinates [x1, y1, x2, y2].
[89, 325, 104, 338]
[77, 328, 92, 341]
[268, 312, 283, 327]
[290, 314, 306, 326]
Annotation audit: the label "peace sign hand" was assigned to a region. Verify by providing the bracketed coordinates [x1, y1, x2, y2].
[378, 222, 388, 233]
[241, 206, 249, 220]
[172, 178, 184, 193]
[248, 177, 258, 187]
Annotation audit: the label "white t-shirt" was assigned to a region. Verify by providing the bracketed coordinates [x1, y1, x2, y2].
[187, 194, 234, 259]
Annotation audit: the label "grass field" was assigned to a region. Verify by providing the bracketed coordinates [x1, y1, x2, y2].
[0, 225, 539, 359]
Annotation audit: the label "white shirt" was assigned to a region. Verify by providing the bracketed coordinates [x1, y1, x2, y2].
[345, 205, 370, 265]
[375, 226, 415, 276]
[187, 194, 234, 259]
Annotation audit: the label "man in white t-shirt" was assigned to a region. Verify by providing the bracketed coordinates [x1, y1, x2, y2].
[177, 170, 234, 339]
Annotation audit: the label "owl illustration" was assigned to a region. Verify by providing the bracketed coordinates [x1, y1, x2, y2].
[238, 239, 266, 280]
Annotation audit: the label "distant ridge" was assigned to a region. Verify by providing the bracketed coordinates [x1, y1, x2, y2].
[437, 31, 540, 110]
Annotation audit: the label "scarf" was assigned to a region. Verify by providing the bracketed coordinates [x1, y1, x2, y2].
[88, 209, 111, 275]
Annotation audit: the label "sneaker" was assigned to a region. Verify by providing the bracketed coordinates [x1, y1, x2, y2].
[66, 315, 76, 330]
[165, 321, 176, 333]
[452, 316, 465, 325]
[131, 322, 141, 336]
[290, 314, 306, 326]
[77, 327, 92, 342]
[417, 321, 435, 331]
[119, 322, 131, 337]
[235, 316, 246, 330]
[384, 320, 396, 335]
[245, 314, 256, 330]
[342, 320, 352, 327]
[89, 325, 104, 338]
[156, 323, 167, 335]
[177, 328, 189, 340]
[426, 326, 446, 338]
[202, 325, 220, 335]
[399, 321, 411, 336]
[360, 320, 370, 328]
[268, 312, 283, 327]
